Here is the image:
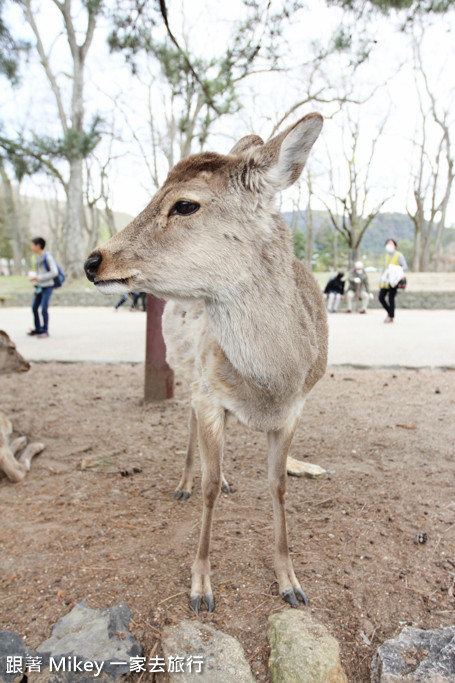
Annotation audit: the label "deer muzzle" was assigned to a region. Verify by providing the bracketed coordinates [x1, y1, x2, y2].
[84, 252, 102, 282]
[84, 250, 140, 293]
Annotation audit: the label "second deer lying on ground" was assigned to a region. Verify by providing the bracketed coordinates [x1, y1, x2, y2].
[84, 113, 328, 612]
[0, 330, 45, 482]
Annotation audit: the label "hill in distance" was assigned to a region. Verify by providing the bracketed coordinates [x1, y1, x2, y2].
[282, 210, 417, 257]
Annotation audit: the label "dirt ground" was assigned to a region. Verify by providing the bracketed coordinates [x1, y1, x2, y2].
[1, 363, 455, 682]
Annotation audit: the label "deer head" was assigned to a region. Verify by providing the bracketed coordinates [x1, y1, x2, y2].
[0, 331, 30, 375]
[84, 113, 323, 299]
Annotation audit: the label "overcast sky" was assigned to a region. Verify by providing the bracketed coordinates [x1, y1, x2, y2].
[2, 0, 455, 225]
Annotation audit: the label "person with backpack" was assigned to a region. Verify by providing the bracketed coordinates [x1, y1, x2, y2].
[28, 237, 63, 338]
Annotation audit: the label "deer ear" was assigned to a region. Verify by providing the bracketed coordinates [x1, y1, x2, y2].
[262, 113, 323, 190]
[229, 134, 264, 157]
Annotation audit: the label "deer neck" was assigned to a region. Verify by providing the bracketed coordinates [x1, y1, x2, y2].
[205, 254, 306, 398]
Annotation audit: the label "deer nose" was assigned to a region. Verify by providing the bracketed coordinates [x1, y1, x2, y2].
[84, 252, 102, 282]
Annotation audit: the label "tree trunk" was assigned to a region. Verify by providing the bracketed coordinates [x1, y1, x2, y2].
[348, 216, 360, 268]
[0, 162, 24, 274]
[411, 194, 424, 272]
[104, 204, 117, 237]
[419, 219, 434, 272]
[304, 172, 313, 269]
[333, 229, 338, 271]
[64, 41, 87, 278]
[348, 246, 359, 269]
[86, 204, 101, 253]
[412, 224, 422, 272]
[44, 187, 65, 256]
[434, 218, 448, 272]
[423, 223, 435, 272]
[180, 96, 204, 160]
[65, 158, 86, 277]
[433, 164, 454, 271]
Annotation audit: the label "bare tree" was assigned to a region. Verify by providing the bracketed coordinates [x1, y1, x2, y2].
[407, 38, 454, 272]
[290, 171, 317, 269]
[105, 70, 179, 192]
[263, 48, 393, 272]
[83, 123, 122, 251]
[320, 108, 391, 267]
[19, 0, 102, 277]
[107, 0, 344, 192]
[41, 177, 66, 256]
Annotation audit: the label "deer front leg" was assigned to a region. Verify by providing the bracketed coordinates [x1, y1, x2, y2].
[267, 421, 309, 607]
[174, 406, 230, 501]
[190, 400, 226, 614]
[174, 407, 198, 500]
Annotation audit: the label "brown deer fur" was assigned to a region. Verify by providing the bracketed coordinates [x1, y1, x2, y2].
[84, 113, 328, 612]
[0, 330, 45, 482]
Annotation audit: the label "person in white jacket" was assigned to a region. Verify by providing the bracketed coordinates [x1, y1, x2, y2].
[28, 237, 59, 338]
[379, 239, 408, 323]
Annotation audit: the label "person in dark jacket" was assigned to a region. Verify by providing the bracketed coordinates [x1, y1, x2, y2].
[114, 292, 147, 311]
[324, 272, 345, 313]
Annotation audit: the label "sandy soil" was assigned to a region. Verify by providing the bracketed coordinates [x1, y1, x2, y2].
[1, 363, 455, 682]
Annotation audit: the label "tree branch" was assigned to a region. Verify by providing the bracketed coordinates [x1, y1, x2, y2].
[23, 0, 68, 133]
[157, 0, 222, 116]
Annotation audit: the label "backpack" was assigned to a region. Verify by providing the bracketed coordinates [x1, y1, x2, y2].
[43, 252, 65, 288]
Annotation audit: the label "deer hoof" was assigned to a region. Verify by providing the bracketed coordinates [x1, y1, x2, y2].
[190, 593, 215, 615]
[204, 594, 215, 612]
[190, 595, 201, 615]
[173, 489, 191, 501]
[295, 587, 309, 605]
[221, 481, 231, 495]
[281, 588, 300, 607]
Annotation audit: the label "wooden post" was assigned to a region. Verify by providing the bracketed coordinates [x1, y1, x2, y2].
[144, 294, 174, 402]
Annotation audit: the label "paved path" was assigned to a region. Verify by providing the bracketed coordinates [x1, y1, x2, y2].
[1, 306, 454, 368]
[327, 308, 454, 368]
[2, 307, 147, 364]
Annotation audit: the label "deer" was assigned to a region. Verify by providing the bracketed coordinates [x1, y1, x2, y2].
[0, 330, 45, 482]
[84, 113, 328, 613]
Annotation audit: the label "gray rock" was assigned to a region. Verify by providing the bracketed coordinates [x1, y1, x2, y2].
[29, 601, 141, 682]
[268, 610, 348, 683]
[371, 625, 455, 682]
[157, 620, 256, 682]
[0, 631, 33, 683]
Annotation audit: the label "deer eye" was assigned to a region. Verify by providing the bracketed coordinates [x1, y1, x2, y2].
[169, 200, 200, 216]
